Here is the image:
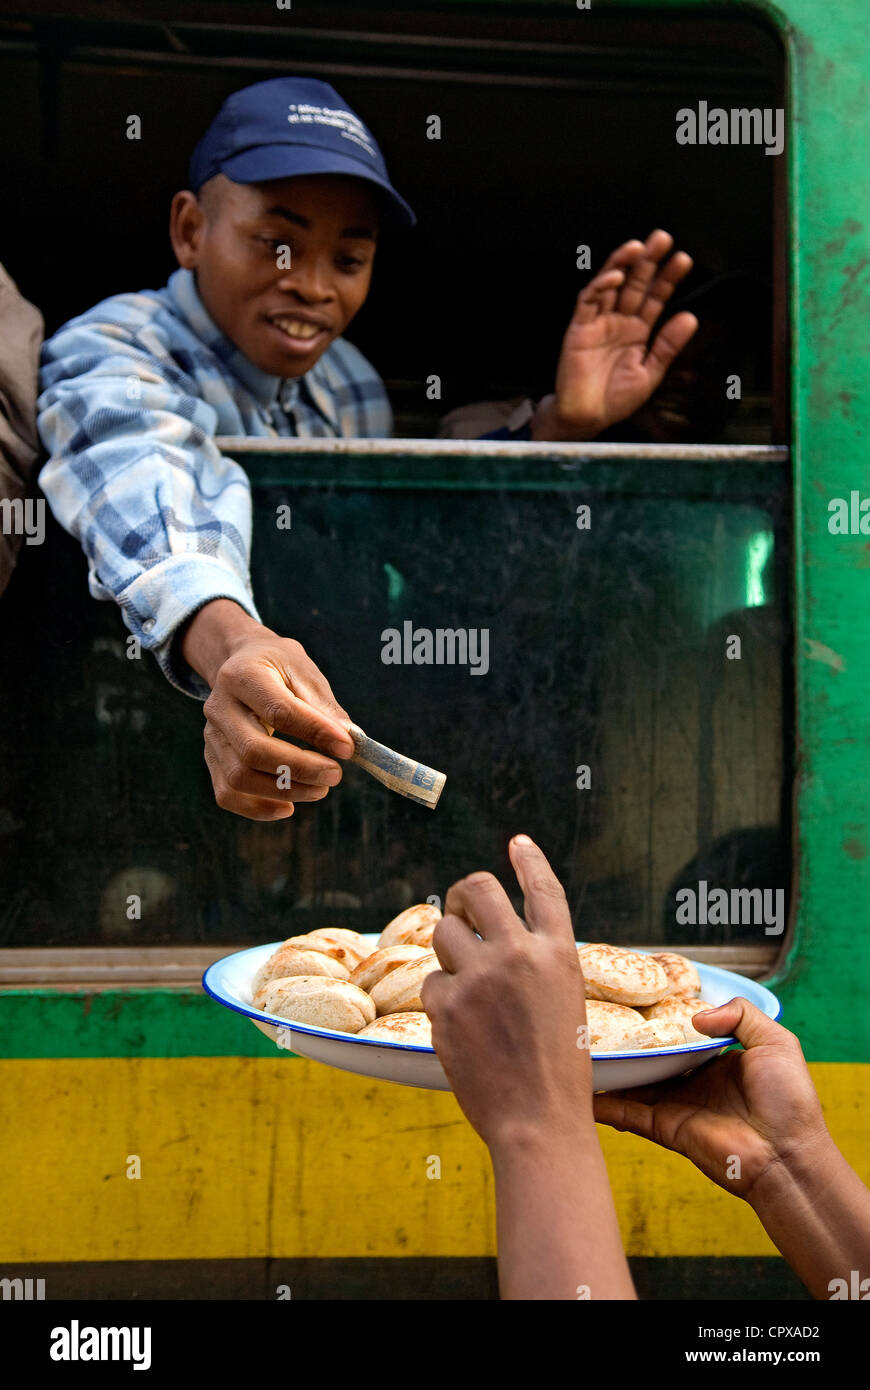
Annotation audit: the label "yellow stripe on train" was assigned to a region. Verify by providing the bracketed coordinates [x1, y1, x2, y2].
[1, 1059, 866, 1262]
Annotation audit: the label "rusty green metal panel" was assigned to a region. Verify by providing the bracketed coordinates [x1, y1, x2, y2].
[774, 0, 870, 1064]
[733, 0, 870, 1058]
[0, 990, 276, 1059]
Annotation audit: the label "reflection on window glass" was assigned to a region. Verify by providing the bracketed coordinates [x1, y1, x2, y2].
[0, 460, 790, 949]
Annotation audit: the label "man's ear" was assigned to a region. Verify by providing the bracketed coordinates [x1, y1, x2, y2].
[170, 190, 207, 270]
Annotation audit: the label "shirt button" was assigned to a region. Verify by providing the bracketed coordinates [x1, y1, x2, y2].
[142, 619, 155, 634]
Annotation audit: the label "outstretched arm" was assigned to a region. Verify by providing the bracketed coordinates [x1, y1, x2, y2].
[38, 318, 354, 819]
[489, 1117, 636, 1302]
[422, 835, 636, 1300]
[749, 1128, 870, 1301]
[594, 998, 870, 1299]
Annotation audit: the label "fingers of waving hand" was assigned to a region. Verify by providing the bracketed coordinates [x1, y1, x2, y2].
[575, 267, 627, 323]
[643, 310, 698, 387]
[631, 248, 694, 327]
[584, 236, 650, 317]
[595, 237, 647, 278]
[613, 229, 686, 319]
[585, 231, 694, 327]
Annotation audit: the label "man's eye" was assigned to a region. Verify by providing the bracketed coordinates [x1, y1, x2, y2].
[258, 237, 288, 252]
[337, 256, 365, 272]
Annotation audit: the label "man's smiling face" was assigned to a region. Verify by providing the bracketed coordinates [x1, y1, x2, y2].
[170, 173, 379, 377]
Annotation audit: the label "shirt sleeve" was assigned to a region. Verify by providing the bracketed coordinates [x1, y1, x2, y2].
[37, 316, 262, 700]
[437, 396, 535, 441]
[476, 420, 533, 440]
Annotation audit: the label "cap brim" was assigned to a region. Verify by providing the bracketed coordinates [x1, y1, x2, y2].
[218, 145, 416, 228]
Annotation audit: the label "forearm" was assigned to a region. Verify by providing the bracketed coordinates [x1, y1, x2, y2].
[489, 1125, 637, 1300]
[178, 599, 269, 688]
[38, 332, 266, 694]
[749, 1133, 870, 1299]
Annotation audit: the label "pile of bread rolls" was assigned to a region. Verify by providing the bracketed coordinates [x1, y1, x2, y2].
[250, 904, 440, 1046]
[249, 904, 714, 1053]
[577, 943, 715, 1050]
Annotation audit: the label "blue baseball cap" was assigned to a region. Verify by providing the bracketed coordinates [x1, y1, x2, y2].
[188, 77, 416, 228]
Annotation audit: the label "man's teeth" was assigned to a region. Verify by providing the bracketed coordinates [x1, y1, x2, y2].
[273, 318, 321, 340]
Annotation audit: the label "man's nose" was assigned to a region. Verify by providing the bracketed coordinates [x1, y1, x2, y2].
[276, 252, 333, 302]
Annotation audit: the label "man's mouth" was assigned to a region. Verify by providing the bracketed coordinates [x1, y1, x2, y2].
[267, 314, 330, 353]
[272, 316, 321, 340]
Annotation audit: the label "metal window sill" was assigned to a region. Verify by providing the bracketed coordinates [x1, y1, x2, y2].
[0, 944, 780, 991]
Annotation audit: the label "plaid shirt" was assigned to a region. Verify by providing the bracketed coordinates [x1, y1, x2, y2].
[36, 268, 392, 698]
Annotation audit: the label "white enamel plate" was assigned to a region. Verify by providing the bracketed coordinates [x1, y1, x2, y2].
[202, 936, 782, 1093]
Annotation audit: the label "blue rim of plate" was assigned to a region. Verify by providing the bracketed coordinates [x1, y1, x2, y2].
[202, 942, 783, 1060]
[202, 944, 437, 1053]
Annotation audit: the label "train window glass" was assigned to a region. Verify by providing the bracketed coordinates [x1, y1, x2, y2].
[0, 4, 789, 972]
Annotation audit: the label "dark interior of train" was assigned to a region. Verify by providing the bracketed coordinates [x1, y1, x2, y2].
[2, 1, 783, 434]
[0, 2, 791, 951]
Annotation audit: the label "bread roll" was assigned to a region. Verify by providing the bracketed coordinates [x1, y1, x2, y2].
[252, 981, 277, 1012]
[583, 1000, 647, 1051]
[369, 951, 441, 1015]
[256, 976, 376, 1033]
[641, 994, 717, 1041]
[577, 942, 671, 1006]
[251, 945, 350, 999]
[357, 1012, 433, 1047]
[281, 928, 372, 970]
[652, 951, 702, 998]
[377, 904, 441, 950]
[630, 1019, 690, 1050]
[583, 1000, 690, 1052]
[349, 944, 430, 994]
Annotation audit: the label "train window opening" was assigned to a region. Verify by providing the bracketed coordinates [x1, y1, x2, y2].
[0, 5, 786, 441]
[0, 4, 791, 980]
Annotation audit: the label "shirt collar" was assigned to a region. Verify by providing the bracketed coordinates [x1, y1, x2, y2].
[165, 267, 342, 431]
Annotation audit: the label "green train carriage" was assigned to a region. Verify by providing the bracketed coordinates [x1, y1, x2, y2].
[0, 0, 866, 1300]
